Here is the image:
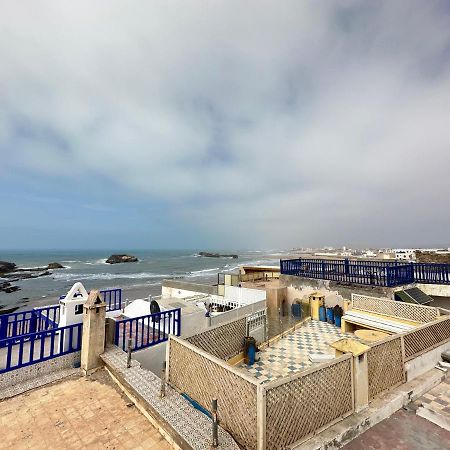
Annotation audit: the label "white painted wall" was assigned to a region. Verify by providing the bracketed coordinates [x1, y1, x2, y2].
[223, 285, 266, 305]
[405, 341, 450, 381]
[58, 282, 89, 327]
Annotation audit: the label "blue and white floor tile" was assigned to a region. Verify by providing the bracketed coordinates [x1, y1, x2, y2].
[238, 320, 357, 383]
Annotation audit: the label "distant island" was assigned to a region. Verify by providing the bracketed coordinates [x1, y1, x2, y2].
[197, 252, 238, 259]
[106, 254, 139, 264]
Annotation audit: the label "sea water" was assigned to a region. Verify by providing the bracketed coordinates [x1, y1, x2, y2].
[0, 249, 280, 308]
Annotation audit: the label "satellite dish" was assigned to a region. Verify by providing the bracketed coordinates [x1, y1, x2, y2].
[150, 300, 160, 315]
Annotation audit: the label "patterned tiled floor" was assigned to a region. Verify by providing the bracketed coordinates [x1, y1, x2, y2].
[238, 320, 357, 383]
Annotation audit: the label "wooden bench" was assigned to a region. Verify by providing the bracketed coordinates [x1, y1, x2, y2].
[342, 309, 417, 334]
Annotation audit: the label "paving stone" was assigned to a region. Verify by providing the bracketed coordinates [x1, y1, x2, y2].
[0, 372, 171, 450]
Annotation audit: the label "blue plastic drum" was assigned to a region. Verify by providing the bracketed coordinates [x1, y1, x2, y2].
[319, 306, 326, 322]
[326, 307, 334, 324]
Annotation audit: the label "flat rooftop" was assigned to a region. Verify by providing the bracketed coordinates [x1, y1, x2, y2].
[241, 278, 284, 289]
[0, 370, 172, 449]
[238, 320, 358, 383]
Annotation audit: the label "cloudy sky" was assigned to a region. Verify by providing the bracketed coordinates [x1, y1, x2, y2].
[1, 1, 450, 250]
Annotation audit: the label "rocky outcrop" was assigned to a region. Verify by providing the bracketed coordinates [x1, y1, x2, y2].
[0, 261, 16, 274]
[198, 252, 238, 259]
[0, 281, 20, 293]
[47, 262, 65, 269]
[106, 254, 138, 264]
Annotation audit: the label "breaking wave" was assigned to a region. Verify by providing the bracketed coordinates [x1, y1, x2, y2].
[52, 272, 170, 281]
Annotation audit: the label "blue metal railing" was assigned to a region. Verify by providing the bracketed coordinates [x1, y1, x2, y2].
[114, 308, 181, 352]
[100, 288, 122, 311]
[59, 288, 122, 311]
[414, 263, 450, 285]
[0, 323, 82, 374]
[281, 258, 450, 286]
[280, 258, 414, 287]
[0, 305, 60, 345]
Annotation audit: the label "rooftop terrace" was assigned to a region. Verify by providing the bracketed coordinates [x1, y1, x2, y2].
[237, 320, 357, 382]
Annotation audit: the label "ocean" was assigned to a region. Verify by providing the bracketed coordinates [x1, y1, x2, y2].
[0, 249, 281, 310]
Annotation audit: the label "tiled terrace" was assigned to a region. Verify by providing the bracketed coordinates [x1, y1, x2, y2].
[0, 370, 172, 450]
[238, 320, 358, 383]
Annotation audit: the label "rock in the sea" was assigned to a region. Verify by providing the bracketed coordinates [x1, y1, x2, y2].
[198, 252, 238, 259]
[0, 281, 20, 293]
[0, 261, 16, 274]
[106, 254, 138, 264]
[47, 262, 65, 269]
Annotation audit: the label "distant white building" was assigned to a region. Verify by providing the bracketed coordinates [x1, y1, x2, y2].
[363, 250, 377, 258]
[394, 249, 416, 261]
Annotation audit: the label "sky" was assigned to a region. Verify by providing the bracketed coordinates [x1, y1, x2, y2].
[1, 1, 450, 251]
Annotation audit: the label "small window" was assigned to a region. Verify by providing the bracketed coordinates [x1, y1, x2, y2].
[75, 304, 83, 315]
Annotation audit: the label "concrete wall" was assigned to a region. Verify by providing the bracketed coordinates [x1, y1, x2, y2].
[133, 309, 209, 375]
[223, 285, 266, 305]
[210, 300, 266, 327]
[416, 283, 450, 298]
[0, 352, 80, 390]
[279, 275, 398, 308]
[161, 279, 218, 297]
[405, 341, 450, 381]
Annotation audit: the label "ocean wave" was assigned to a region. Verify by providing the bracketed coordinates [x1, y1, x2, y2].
[52, 272, 170, 281]
[84, 258, 108, 265]
[186, 267, 221, 277]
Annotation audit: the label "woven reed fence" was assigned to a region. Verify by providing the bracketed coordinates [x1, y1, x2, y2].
[168, 336, 259, 449]
[263, 355, 354, 449]
[403, 316, 450, 361]
[367, 335, 405, 400]
[186, 316, 247, 360]
[351, 293, 439, 323]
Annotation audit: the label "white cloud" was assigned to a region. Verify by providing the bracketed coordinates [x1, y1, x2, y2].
[1, 1, 450, 248]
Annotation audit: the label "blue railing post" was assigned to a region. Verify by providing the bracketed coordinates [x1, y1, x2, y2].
[0, 316, 7, 347]
[30, 311, 37, 334]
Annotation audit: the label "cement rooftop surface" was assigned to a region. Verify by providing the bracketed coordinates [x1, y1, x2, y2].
[341, 409, 450, 450]
[416, 376, 450, 421]
[238, 320, 357, 382]
[0, 370, 172, 450]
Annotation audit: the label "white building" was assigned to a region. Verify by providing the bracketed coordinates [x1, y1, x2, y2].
[394, 249, 416, 261]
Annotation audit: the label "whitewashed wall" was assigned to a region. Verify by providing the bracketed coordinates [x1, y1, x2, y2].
[224, 285, 266, 305]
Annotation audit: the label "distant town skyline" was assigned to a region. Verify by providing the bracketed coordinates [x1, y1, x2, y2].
[1, 1, 450, 250]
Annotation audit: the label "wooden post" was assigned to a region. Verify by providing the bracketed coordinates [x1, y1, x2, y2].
[212, 398, 219, 448]
[256, 384, 266, 450]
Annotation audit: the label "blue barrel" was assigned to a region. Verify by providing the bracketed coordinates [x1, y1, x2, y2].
[247, 343, 256, 366]
[335, 315, 342, 328]
[319, 306, 326, 322]
[326, 307, 334, 324]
